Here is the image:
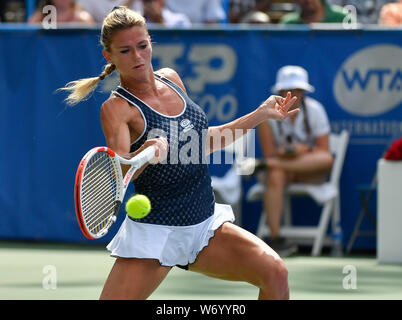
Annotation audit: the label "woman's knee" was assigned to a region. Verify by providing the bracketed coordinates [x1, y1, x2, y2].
[324, 152, 334, 169]
[259, 256, 289, 299]
[314, 150, 334, 171]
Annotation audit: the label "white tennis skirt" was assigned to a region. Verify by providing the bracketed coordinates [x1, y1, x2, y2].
[106, 203, 235, 267]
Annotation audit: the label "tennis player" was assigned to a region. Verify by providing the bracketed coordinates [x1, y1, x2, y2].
[61, 6, 299, 300]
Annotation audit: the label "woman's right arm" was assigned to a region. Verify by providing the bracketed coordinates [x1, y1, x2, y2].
[100, 97, 168, 180]
[100, 97, 133, 157]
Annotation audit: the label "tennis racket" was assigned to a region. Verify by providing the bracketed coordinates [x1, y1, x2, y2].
[74, 145, 156, 239]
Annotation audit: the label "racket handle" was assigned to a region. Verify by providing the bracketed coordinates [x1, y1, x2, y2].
[97, 215, 117, 237]
[132, 145, 157, 167]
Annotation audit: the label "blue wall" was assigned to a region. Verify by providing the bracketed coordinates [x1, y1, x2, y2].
[0, 25, 401, 248]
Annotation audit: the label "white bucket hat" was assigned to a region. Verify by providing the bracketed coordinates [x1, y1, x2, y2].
[272, 65, 315, 93]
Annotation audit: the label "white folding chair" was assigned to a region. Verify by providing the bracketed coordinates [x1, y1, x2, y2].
[247, 130, 349, 256]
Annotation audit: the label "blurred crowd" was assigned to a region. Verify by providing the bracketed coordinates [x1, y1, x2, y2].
[0, 0, 401, 26]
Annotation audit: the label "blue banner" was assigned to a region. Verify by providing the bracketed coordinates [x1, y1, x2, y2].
[0, 25, 401, 248]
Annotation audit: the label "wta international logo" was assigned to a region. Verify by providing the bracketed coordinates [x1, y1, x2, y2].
[334, 45, 402, 116]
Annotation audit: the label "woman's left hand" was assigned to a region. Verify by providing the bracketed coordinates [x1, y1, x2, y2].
[259, 92, 299, 121]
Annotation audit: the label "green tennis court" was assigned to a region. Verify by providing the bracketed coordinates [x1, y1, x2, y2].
[1, 241, 402, 300]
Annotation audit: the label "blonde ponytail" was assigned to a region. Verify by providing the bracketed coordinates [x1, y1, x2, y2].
[59, 6, 146, 106]
[59, 63, 116, 106]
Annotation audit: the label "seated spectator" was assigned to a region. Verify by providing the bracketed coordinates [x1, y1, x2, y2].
[165, 0, 226, 23]
[280, 0, 347, 24]
[379, 0, 402, 25]
[78, 0, 190, 26]
[28, 0, 95, 24]
[229, 0, 271, 23]
[256, 65, 333, 257]
[77, 0, 142, 23]
[142, 0, 191, 27]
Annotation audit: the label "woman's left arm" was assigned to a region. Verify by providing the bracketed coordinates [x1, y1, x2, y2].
[206, 92, 298, 155]
[157, 68, 298, 156]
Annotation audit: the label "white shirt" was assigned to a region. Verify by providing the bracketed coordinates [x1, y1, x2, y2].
[77, 0, 143, 22]
[166, 0, 226, 23]
[268, 96, 330, 148]
[161, 8, 191, 27]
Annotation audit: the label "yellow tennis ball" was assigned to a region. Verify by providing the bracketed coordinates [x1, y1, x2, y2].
[125, 194, 151, 219]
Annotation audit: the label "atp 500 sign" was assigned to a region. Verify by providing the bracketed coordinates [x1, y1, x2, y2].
[152, 44, 238, 122]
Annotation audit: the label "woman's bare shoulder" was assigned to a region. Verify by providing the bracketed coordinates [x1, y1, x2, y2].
[102, 94, 128, 112]
[101, 94, 140, 122]
[156, 68, 187, 93]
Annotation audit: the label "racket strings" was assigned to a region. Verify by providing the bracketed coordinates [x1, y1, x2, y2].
[82, 155, 117, 226]
[81, 152, 113, 180]
[83, 172, 116, 232]
[80, 151, 119, 235]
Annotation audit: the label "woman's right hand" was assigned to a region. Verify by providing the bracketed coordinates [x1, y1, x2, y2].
[140, 137, 169, 164]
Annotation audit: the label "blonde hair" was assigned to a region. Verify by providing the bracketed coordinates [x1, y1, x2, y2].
[59, 7, 147, 106]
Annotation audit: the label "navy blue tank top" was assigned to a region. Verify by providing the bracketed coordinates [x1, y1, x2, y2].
[112, 73, 215, 226]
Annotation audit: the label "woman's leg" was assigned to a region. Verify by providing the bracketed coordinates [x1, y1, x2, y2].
[189, 222, 289, 300]
[264, 151, 333, 236]
[264, 167, 289, 238]
[267, 150, 333, 176]
[99, 257, 171, 300]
